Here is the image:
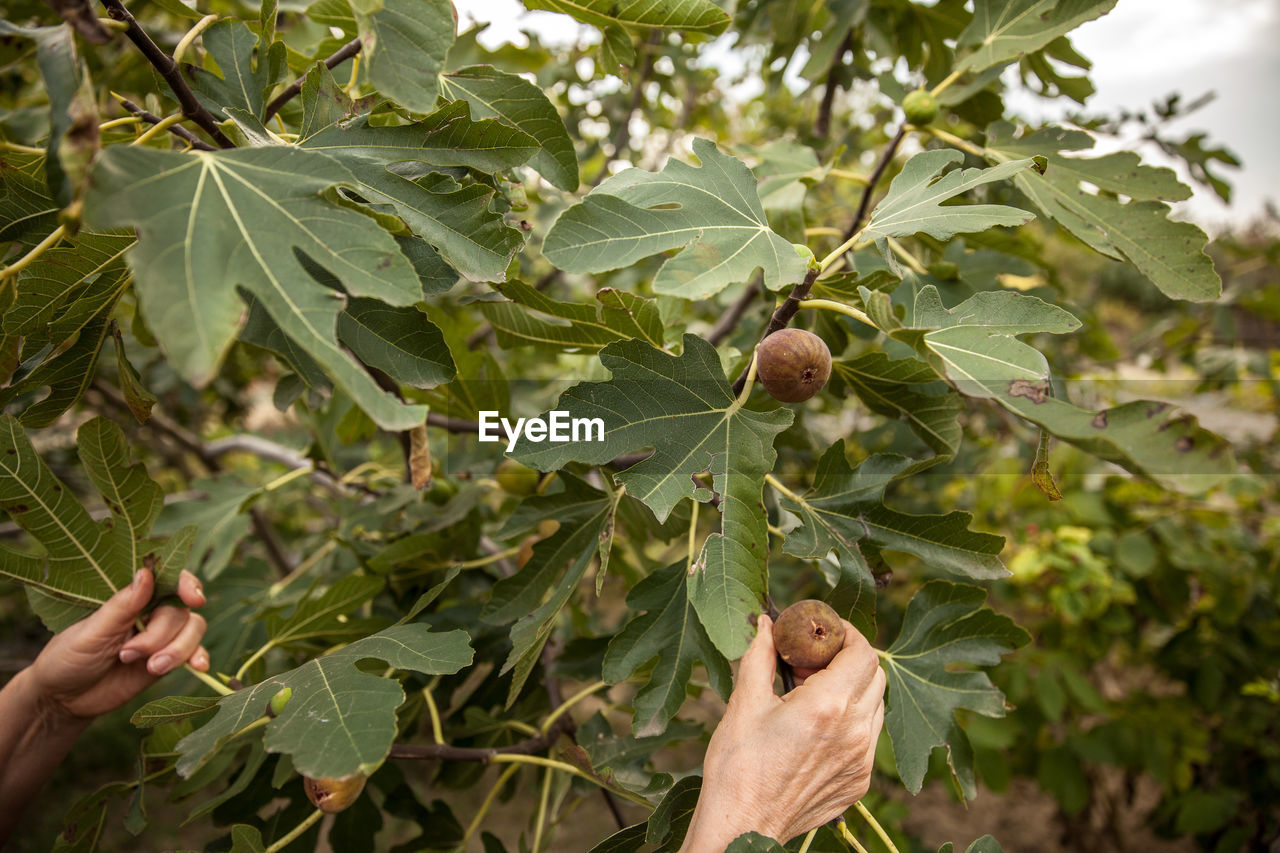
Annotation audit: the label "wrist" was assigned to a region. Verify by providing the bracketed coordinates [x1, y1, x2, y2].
[11, 667, 91, 735]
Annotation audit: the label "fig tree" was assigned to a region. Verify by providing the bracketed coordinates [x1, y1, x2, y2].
[756, 329, 832, 403]
[773, 599, 845, 669]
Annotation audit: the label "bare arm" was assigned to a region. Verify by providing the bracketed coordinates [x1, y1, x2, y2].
[0, 569, 208, 844]
[679, 614, 887, 850]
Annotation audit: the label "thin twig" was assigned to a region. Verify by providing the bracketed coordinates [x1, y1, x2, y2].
[115, 95, 215, 151]
[813, 32, 853, 140]
[705, 275, 761, 346]
[729, 266, 820, 395]
[593, 30, 660, 185]
[841, 125, 907, 243]
[263, 37, 362, 122]
[99, 0, 234, 149]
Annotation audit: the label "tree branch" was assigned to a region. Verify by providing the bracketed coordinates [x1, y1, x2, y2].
[593, 30, 660, 185]
[813, 32, 853, 140]
[115, 96, 215, 151]
[705, 275, 761, 346]
[729, 266, 821, 395]
[841, 124, 906, 243]
[262, 37, 363, 122]
[99, 0, 235, 149]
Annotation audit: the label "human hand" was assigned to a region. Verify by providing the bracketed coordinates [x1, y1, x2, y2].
[25, 568, 209, 721]
[679, 613, 886, 850]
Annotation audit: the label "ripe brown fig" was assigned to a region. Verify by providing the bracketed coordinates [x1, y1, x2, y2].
[756, 329, 832, 403]
[304, 773, 367, 814]
[772, 599, 845, 670]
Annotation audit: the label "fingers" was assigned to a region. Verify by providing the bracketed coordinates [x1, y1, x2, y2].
[816, 620, 880, 693]
[146, 611, 208, 675]
[118, 605, 189, 664]
[177, 570, 206, 609]
[92, 569, 154, 634]
[731, 614, 778, 705]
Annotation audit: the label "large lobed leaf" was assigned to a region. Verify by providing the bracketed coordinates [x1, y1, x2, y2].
[174, 624, 473, 779]
[0, 416, 193, 632]
[479, 280, 666, 353]
[864, 149, 1037, 244]
[83, 146, 429, 429]
[779, 442, 1008, 584]
[984, 122, 1221, 301]
[350, 0, 455, 114]
[511, 335, 793, 659]
[882, 580, 1030, 797]
[956, 0, 1118, 74]
[544, 138, 809, 300]
[524, 0, 730, 36]
[894, 286, 1235, 491]
[482, 475, 616, 705]
[440, 65, 580, 191]
[603, 561, 732, 736]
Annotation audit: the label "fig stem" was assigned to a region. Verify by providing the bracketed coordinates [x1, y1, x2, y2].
[685, 498, 701, 575]
[764, 473, 805, 505]
[885, 237, 929, 276]
[797, 827, 819, 853]
[837, 817, 871, 853]
[540, 680, 607, 735]
[818, 225, 868, 272]
[853, 801, 901, 853]
[799, 299, 876, 331]
[422, 686, 445, 745]
[930, 68, 964, 98]
[735, 348, 759, 405]
[265, 807, 323, 853]
[923, 125, 987, 158]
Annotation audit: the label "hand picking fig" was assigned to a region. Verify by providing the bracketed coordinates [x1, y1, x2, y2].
[304, 773, 367, 814]
[756, 329, 831, 403]
[773, 599, 845, 670]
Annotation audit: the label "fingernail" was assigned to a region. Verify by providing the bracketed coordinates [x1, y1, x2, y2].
[119, 648, 141, 664]
[132, 570, 142, 589]
[148, 654, 172, 675]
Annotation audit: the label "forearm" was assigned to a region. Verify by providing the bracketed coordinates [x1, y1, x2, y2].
[0, 669, 90, 843]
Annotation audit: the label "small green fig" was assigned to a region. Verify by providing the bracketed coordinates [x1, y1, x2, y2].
[267, 686, 292, 718]
[495, 459, 541, 496]
[304, 773, 367, 814]
[773, 599, 845, 670]
[902, 89, 939, 126]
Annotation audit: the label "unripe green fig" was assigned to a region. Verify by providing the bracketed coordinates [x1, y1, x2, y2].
[928, 260, 959, 280]
[756, 329, 832, 403]
[902, 89, 939, 126]
[304, 773, 367, 814]
[267, 686, 292, 718]
[495, 459, 541, 496]
[773, 599, 845, 670]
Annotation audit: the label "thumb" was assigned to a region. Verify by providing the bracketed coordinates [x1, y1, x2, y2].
[732, 614, 778, 703]
[90, 569, 153, 635]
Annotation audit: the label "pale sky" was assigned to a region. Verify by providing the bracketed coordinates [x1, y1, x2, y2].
[452, 0, 1278, 231]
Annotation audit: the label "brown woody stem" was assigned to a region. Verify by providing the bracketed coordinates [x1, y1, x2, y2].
[99, 0, 235, 149]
